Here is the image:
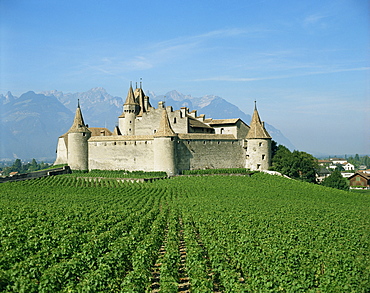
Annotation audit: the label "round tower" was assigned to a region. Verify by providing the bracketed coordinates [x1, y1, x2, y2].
[67, 100, 91, 170]
[245, 102, 272, 171]
[153, 110, 177, 176]
[120, 83, 139, 135]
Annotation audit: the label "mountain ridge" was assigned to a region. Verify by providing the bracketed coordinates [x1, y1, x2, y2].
[0, 88, 295, 160]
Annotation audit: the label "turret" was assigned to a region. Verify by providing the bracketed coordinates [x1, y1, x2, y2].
[67, 100, 91, 170]
[119, 83, 139, 135]
[153, 109, 177, 176]
[245, 102, 271, 171]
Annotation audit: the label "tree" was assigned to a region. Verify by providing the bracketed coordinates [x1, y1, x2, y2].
[321, 169, 349, 191]
[12, 159, 22, 172]
[270, 145, 318, 183]
[271, 140, 278, 159]
[29, 158, 38, 171]
[335, 163, 344, 171]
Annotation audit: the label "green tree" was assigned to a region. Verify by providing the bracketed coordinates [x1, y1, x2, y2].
[271, 140, 278, 159]
[321, 169, 349, 191]
[12, 159, 22, 172]
[335, 163, 344, 171]
[271, 145, 318, 183]
[29, 158, 39, 171]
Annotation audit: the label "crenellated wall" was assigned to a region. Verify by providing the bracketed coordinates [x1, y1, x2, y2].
[87, 134, 246, 174]
[176, 134, 245, 172]
[88, 136, 155, 171]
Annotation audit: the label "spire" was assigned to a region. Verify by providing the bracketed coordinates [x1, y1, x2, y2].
[124, 82, 138, 106]
[68, 101, 90, 133]
[246, 103, 271, 139]
[154, 109, 176, 137]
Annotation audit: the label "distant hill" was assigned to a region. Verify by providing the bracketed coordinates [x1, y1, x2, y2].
[0, 88, 295, 161]
[0, 91, 73, 161]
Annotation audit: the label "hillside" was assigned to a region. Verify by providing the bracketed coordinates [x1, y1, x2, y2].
[0, 173, 368, 291]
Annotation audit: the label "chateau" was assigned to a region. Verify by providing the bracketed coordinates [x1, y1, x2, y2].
[54, 83, 272, 175]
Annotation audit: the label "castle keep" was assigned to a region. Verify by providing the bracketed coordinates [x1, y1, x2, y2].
[54, 84, 272, 175]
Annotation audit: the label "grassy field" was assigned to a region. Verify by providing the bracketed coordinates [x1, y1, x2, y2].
[0, 173, 369, 292]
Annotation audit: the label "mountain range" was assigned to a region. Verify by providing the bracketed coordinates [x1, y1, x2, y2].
[0, 88, 295, 161]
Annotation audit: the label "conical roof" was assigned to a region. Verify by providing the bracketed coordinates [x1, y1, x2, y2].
[134, 87, 146, 115]
[154, 110, 176, 137]
[124, 83, 138, 105]
[113, 126, 121, 135]
[68, 101, 90, 133]
[246, 103, 271, 139]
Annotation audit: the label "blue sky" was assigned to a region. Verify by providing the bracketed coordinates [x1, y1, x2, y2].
[1, 0, 369, 155]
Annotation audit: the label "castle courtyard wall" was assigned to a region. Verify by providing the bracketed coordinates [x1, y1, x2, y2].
[176, 134, 245, 172]
[87, 134, 245, 174]
[88, 136, 155, 171]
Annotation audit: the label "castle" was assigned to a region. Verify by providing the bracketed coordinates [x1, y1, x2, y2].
[54, 83, 272, 175]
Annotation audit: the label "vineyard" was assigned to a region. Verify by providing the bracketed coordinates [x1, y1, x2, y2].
[0, 173, 369, 292]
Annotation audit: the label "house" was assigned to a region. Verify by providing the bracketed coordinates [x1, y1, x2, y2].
[348, 173, 370, 189]
[343, 162, 355, 171]
[316, 167, 331, 183]
[330, 158, 347, 165]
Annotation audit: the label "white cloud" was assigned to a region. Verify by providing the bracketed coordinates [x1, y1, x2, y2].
[303, 12, 328, 27]
[195, 67, 370, 82]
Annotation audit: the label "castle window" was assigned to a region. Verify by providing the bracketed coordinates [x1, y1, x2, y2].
[220, 128, 224, 134]
[203, 141, 206, 144]
[218, 141, 220, 144]
[262, 154, 265, 160]
[246, 155, 249, 159]
[129, 128, 131, 132]
[257, 164, 261, 170]
[171, 137, 175, 141]
[174, 118, 177, 124]
[114, 142, 116, 145]
[154, 130, 157, 134]
[130, 120, 132, 124]
[259, 142, 263, 147]
[82, 132, 86, 136]
[187, 141, 190, 144]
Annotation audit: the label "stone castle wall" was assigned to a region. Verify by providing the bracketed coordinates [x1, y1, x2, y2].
[87, 134, 246, 174]
[176, 135, 245, 172]
[88, 136, 155, 171]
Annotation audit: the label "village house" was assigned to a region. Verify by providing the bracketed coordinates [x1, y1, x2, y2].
[348, 172, 370, 189]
